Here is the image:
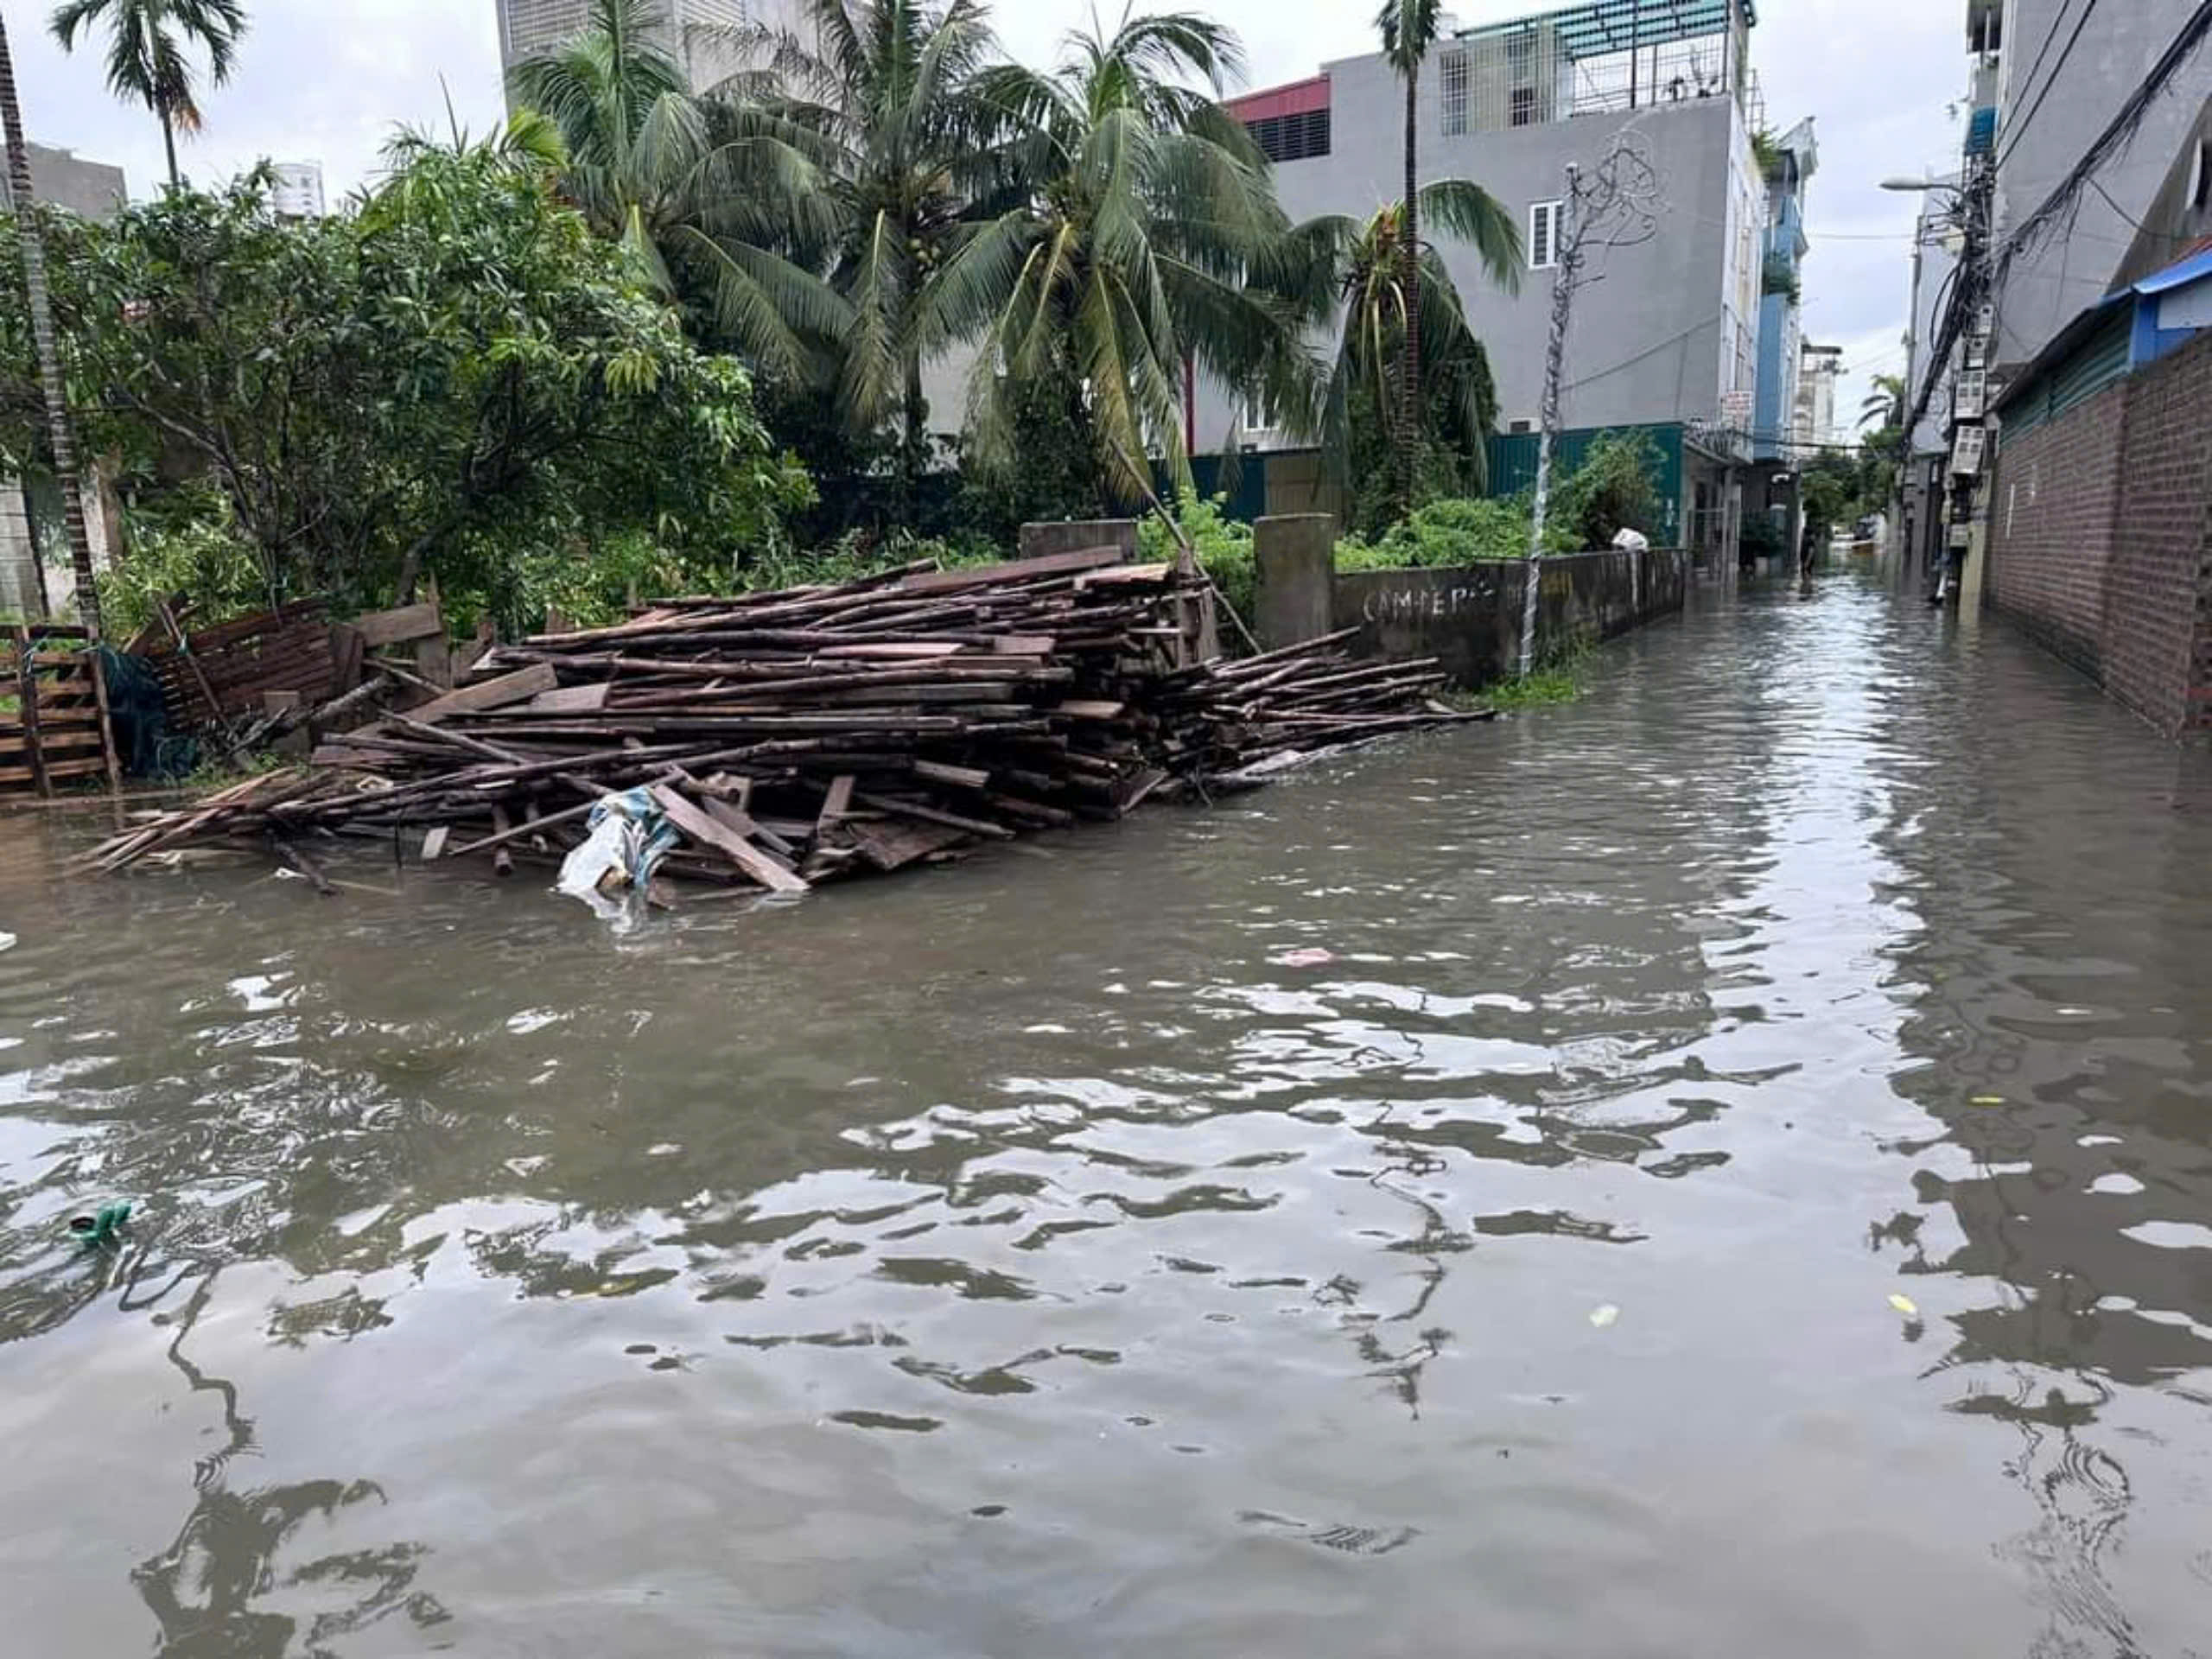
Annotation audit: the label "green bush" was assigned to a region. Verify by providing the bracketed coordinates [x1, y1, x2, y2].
[1549, 429, 1662, 550]
[95, 498, 270, 640]
[1335, 494, 1558, 572]
[1140, 493, 1256, 624]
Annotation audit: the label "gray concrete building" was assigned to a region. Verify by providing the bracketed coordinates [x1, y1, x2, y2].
[1192, 0, 1768, 551]
[0, 142, 127, 221]
[495, 0, 791, 92]
[1973, 0, 2203, 378]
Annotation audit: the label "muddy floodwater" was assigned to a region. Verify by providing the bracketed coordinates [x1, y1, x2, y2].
[5, 570, 2212, 1657]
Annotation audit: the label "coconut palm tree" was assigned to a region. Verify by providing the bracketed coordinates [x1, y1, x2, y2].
[1858, 370, 1907, 429]
[734, 0, 1001, 516]
[509, 0, 846, 385]
[49, 0, 247, 190]
[1375, 0, 1443, 516]
[1, 11, 100, 633]
[1287, 181, 1520, 522]
[925, 7, 1319, 504]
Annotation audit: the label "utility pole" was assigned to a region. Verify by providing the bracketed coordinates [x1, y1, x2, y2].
[1522, 163, 1580, 679]
[1934, 157, 1993, 607]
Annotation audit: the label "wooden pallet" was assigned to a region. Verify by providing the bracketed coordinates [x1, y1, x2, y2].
[1, 624, 123, 798]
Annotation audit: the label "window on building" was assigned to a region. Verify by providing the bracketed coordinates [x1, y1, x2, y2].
[1245, 391, 1280, 437]
[2191, 139, 2211, 210]
[1529, 200, 1562, 270]
[1243, 108, 1331, 164]
[1440, 51, 1469, 137]
[1510, 87, 1537, 127]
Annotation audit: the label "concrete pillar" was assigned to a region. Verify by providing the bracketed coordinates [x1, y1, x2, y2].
[1254, 514, 1337, 651]
[1018, 518, 1138, 563]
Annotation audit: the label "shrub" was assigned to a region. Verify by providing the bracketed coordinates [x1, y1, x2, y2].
[1335, 494, 1557, 572]
[1549, 429, 1661, 550]
[1140, 493, 1256, 624]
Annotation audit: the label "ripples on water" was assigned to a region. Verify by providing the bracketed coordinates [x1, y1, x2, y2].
[4, 572, 2212, 1656]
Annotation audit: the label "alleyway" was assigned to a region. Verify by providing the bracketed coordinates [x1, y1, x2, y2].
[3, 567, 2211, 1656]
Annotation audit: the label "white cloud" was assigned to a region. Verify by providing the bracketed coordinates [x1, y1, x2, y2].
[16, 0, 1961, 435]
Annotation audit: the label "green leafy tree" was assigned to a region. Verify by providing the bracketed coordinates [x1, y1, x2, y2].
[1798, 452, 1854, 543]
[1548, 429, 1660, 549]
[48, 0, 248, 188]
[1374, 0, 1443, 516]
[925, 7, 1319, 504]
[736, 0, 1001, 517]
[0, 141, 813, 626]
[1857, 371, 1905, 429]
[1, 10, 100, 632]
[508, 0, 846, 386]
[1284, 182, 1519, 535]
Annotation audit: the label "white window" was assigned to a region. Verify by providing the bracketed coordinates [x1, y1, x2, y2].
[1529, 200, 1562, 270]
[1440, 51, 1469, 137]
[1244, 391, 1280, 439]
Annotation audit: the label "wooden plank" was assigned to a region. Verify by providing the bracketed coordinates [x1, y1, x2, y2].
[817, 774, 855, 836]
[847, 817, 969, 872]
[913, 760, 990, 791]
[421, 825, 450, 861]
[651, 785, 810, 893]
[1050, 700, 1128, 720]
[524, 683, 612, 715]
[409, 663, 559, 724]
[350, 603, 443, 648]
[891, 547, 1125, 595]
[992, 635, 1056, 656]
[15, 626, 48, 799]
[853, 790, 1014, 840]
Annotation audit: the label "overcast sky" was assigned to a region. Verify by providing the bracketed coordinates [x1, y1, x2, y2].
[11, 0, 1967, 432]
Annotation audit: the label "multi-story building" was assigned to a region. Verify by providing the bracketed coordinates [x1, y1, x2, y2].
[1748, 117, 1815, 557]
[495, 0, 778, 93]
[1795, 342, 1840, 449]
[1205, 0, 1770, 557]
[270, 161, 326, 220]
[1972, 0, 2205, 379]
[0, 142, 125, 220]
[1898, 0, 2202, 601]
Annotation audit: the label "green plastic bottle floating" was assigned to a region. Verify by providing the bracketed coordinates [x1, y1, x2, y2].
[68, 1202, 132, 1246]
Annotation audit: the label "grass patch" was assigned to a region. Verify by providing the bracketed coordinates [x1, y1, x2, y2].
[1457, 639, 1596, 712]
[1485, 666, 1584, 709]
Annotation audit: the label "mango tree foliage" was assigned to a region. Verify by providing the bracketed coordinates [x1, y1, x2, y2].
[0, 141, 811, 626]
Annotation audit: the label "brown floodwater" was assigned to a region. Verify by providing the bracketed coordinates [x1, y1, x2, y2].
[4, 568, 2212, 1657]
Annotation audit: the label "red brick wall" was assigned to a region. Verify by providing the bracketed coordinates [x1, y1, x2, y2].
[1986, 330, 2212, 737]
[2113, 334, 2212, 734]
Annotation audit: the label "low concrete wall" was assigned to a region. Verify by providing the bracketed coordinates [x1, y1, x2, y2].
[1252, 518, 1686, 686]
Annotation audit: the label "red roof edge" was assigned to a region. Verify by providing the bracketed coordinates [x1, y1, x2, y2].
[1223, 74, 1331, 122]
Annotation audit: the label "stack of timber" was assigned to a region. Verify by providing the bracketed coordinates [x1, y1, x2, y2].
[86, 551, 1487, 892]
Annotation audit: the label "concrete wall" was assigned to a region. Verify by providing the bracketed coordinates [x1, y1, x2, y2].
[1991, 0, 2202, 377]
[1337, 550, 1687, 686]
[1254, 515, 1687, 687]
[1191, 88, 1749, 454]
[1986, 332, 2212, 736]
[0, 143, 127, 221]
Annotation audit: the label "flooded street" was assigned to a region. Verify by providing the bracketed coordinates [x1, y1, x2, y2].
[7, 567, 2212, 1657]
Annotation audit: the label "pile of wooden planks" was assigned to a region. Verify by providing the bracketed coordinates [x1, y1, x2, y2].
[86, 550, 1488, 893]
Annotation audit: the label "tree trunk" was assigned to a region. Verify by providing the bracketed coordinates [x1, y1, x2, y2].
[0, 15, 103, 639]
[1399, 76, 1421, 518]
[1521, 168, 1580, 679]
[160, 106, 180, 191]
[899, 355, 928, 528]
